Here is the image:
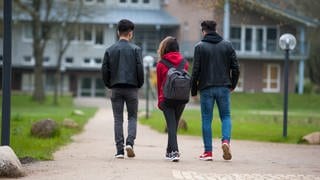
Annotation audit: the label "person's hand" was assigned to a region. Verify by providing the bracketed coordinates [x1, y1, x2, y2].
[229, 88, 234, 92]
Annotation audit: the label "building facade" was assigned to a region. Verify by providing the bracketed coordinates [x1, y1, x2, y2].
[0, 0, 318, 96]
[0, 0, 179, 97]
[164, 0, 318, 93]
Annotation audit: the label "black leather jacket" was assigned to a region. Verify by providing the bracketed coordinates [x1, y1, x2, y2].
[191, 32, 240, 96]
[101, 39, 144, 89]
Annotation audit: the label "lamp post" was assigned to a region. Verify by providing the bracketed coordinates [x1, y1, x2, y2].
[279, 33, 296, 138]
[1, 0, 12, 146]
[143, 55, 154, 119]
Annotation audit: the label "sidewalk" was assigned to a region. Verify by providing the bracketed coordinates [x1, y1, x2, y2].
[17, 98, 320, 180]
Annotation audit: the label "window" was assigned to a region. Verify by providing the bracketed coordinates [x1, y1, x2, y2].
[24, 56, 32, 63]
[245, 28, 252, 51]
[267, 28, 277, 51]
[23, 23, 32, 40]
[23, 56, 34, 65]
[0, 55, 3, 64]
[67, 24, 80, 41]
[43, 57, 50, 65]
[230, 26, 278, 53]
[84, 58, 91, 64]
[120, 0, 126, 3]
[22, 73, 34, 92]
[97, 0, 104, 2]
[230, 27, 241, 50]
[95, 26, 104, 45]
[132, 0, 138, 3]
[256, 28, 263, 51]
[134, 29, 159, 53]
[143, 0, 149, 3]
[83, 25, 93, 42]
[94, 58, 102, 64]
[262, 64, 280, 92]
[65, 57, 74, 64]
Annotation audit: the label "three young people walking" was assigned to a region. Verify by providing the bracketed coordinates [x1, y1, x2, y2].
[101, 19, 239, 162]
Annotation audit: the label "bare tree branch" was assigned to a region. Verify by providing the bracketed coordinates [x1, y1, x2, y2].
[14, 0, 37, 19]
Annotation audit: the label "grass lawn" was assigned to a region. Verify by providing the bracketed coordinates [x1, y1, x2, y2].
[0, 94, 96, 160]
[140, 93, 320, 144]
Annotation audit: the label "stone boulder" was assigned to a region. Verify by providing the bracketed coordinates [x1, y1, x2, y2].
[62, 118, 79, 129]
[0, 146, 25, 177]
[72, 109, 84, 116]
[301, 132, 320, 144]
[31, 119, 59, 138]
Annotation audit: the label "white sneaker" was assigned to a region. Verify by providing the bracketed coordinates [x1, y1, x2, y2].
[125, 145, 135, 158]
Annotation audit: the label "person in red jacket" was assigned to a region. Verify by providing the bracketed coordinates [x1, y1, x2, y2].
[156, 36, 189, 162]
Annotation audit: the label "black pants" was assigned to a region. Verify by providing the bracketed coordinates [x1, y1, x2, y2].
[111, 88, 138, 152]
[160, 102, 185, 153]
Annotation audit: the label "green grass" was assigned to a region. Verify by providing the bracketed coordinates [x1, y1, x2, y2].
[0, 94, 96, 160]
[140, 93, 320, 144]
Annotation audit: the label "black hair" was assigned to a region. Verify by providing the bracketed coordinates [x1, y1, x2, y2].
[201, 20, 217, 33]
[117, 19, 135, 36]
[164, 38, 179, 54]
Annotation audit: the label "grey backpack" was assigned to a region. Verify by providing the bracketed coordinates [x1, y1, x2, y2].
[160, 59, 191, 105]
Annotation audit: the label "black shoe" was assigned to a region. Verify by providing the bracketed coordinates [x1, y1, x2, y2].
[165, 152, 171, 160]
[166, 151, 180, 162]
[115, 150, 124, 159]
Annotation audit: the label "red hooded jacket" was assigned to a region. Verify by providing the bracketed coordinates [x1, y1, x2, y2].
[156, 52, 189, 109]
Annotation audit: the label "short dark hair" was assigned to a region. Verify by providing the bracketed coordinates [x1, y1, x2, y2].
[117, 19, 134, 36]
[201, 20, 217, 33]
[164, 37, 179, 54]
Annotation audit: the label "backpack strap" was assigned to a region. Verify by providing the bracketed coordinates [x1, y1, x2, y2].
[177, 59, 186, 70]
[160, 59, 174, 68]
[160, 58, 186, 70]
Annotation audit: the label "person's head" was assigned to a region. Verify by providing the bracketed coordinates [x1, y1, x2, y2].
[157, 36, 179, 58]
[201, 20, 217, 35]
[117, 19, 135, 40]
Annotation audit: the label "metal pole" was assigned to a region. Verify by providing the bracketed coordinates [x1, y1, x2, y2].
[1, 0, 12, 145]
[145, 66, 150, 119]
[283, 49, 289, 138]
[223, 0, 230, 41]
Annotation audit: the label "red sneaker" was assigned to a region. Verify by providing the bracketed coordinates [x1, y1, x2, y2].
[199, 151, 213, 161]
[222, 140, 232, 160]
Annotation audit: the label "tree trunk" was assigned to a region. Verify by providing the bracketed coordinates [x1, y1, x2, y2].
[32, 14, 45, 103]
[53, 53, 63, 105]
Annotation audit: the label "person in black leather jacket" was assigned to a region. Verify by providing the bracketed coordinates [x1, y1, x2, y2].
[191, 20, 239, 161]
[101, 19, 144, 159]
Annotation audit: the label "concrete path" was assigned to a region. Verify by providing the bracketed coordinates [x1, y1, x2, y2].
[15, 99, 320, 179]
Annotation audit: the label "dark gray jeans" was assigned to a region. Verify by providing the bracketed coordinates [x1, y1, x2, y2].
[111, 88, 138, 152]
[160, 102, 185, 153]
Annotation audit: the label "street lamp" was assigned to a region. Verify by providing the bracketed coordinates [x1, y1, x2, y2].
[279, 33, 296, 138]
[143, 55, 154, 119]
[1, 0, 12, 146]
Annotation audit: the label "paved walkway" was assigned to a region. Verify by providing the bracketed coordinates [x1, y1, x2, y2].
[15, 98, 320, 179]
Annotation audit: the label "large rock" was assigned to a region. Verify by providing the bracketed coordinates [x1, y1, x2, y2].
[0, 146, 25, 177]
[62, 118, 79, 129]
[31, 119, 59, 138]
[302, 132, 320, 144]
[72, 109, 84, 116]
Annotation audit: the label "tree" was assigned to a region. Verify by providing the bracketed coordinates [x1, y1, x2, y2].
[14, 0, 53, 103]
[14, 0, 87, 103]
[52, 1, 84, 105]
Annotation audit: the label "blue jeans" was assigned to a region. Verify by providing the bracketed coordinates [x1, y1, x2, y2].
[200, 86, 231, 152]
